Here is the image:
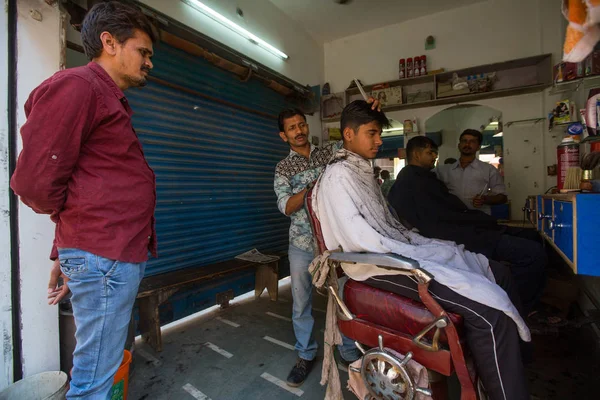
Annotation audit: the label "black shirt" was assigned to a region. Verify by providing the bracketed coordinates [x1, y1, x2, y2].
[388, 165, 504, 257]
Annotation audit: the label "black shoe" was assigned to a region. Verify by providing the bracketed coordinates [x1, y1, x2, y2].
[286, 357, 315, 387]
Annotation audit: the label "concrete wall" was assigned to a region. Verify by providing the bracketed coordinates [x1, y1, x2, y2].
[12, 0, 64, 382]
[324, 0, 565, 219]
[0, 0, 13, 391]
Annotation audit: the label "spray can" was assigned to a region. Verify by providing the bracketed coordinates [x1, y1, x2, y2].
[557, 137, 580, 190]
[399, 58, 406, 79]
[414, 56, 421, 77]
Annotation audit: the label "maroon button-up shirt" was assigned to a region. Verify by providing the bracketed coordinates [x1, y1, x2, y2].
[11, 62, 157, 263]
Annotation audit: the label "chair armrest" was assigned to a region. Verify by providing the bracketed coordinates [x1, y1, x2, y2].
[328, 252, 434, 283]
[328, 252, 418, 270]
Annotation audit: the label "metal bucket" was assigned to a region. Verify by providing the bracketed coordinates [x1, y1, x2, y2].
[0, 371, 69, 400]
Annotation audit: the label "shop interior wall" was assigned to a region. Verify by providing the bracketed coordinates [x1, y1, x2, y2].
[324, 0, 565, 219]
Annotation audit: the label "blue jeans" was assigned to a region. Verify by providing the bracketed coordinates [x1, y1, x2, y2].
[58, 248, 146, 399]
[288, 244, 361, 362]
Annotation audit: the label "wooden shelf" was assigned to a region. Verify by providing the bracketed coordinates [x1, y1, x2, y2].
[346, 74, 435, 96]
[381, 83, 551, 112]
[549, 75, 600, 95]
[322, 54, 553, 121]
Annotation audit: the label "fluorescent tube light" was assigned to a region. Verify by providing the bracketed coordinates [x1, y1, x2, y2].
[182, 0, 289, 60]
[382, 127, 404, 133]
[493, 131, 503, 137]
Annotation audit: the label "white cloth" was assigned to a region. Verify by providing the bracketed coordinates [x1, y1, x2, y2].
[314, 149, 530, 342]
[436, 158, 506, 215]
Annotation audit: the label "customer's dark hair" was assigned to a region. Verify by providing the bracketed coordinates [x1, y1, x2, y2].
[459, 129, 483, 145]
[381, 170, 390, 180]
[341, 100, 390, 139]
[406, 136, 438, 162]
[81, 1, 157, 60]
[278, 109, 306, 132]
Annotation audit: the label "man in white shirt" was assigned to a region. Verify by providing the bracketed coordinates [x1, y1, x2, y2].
[437, 129, 507, 215]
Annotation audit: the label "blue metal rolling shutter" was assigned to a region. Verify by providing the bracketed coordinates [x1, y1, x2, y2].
[127, 43, 291, 276]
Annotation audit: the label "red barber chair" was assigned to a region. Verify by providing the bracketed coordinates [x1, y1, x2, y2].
[305, 187, 486, 400]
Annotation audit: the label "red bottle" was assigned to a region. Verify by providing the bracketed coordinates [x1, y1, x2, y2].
[399, 58, 406, 79]
[407, 58, 414, 78]
[420, 55, 427, 75]
[414, 56, 421, 77]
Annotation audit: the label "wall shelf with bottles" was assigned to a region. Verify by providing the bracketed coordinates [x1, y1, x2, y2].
[321, 54, 553, 121]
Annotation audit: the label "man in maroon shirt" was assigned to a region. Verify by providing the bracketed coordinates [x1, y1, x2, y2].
[10, 2, 157, 398]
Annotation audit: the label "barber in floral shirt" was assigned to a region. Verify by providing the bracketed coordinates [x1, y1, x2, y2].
[273, 98, 380, 388]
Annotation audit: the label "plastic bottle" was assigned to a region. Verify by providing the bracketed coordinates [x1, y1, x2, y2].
[420, 55, 427, 75]
[407, 58, 414, 78]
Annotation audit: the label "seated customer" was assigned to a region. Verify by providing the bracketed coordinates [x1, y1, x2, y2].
[314, 100, 530, 400]
[388, 136, 546, 316]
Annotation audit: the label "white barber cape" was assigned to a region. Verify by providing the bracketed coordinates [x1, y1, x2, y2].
[314, 149, 530, 342]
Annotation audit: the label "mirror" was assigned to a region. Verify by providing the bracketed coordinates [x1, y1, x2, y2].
[426, 104, 503, 172]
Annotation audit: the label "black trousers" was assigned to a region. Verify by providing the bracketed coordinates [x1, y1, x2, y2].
[495, 227, 547, 315]
[365, 261, 529, 400]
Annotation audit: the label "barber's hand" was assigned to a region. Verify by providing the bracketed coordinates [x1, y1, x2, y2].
[366, 97, 382, 112]
[472, 195, 485, 208]
[48, 259, 70, 306]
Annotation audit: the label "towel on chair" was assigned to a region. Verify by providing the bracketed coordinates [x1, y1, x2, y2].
[309, 250, 343, 400]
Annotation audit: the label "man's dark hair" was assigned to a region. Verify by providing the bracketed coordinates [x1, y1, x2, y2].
[406, 136, 438, 162]
[381, 170, 390, 180]
[341, 100, 390, 138]
[81, 1, 157, 60]
[278, 109, 306, 132]
[444, 157, 457, 165]
[459, 129, 483, 145]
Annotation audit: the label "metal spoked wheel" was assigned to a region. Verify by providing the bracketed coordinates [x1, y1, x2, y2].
[359, 336, 432, 400]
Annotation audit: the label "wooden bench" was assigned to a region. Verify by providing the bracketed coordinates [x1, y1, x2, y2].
[136, 258, 279, 352]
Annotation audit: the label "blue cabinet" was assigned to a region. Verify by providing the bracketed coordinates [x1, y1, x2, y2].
[553, 201, 573, 262]
[537, 194, 600, 276]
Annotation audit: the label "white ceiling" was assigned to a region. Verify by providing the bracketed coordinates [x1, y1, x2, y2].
[268, 0, 486, 43]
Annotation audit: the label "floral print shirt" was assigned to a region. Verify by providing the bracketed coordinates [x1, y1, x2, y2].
[274, 141, 343, 252]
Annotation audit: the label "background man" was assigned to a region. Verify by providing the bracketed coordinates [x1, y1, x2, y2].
[11, 2, 157, 398]
[274, 104, 378, 387]
[437, 129, 507, 215]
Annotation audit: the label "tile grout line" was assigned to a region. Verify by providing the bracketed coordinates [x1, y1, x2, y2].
[204, 342, 233, 358]
[216, 316, 241, 328]
[266, 311, 292, 322]
[263, 335, 296, 351]
[182, 383, 212, 400]
[260, 372, 304, 397]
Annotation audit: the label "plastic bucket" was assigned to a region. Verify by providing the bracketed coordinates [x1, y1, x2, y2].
[111, 350, 132, 400]
[0, 371, 68, 400]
